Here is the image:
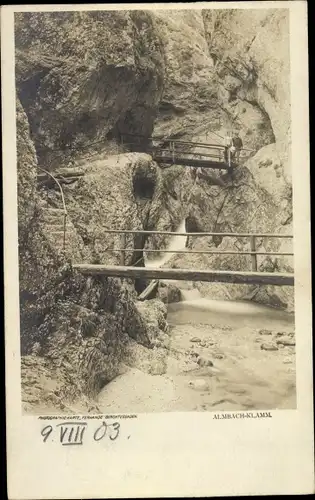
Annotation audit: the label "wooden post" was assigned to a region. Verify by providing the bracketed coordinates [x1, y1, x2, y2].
[250, 235, 257, 271]
[120, 232, 126, 266]
[63, 213, 67, 252]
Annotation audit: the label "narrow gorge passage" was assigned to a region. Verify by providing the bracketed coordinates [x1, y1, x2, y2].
[16, 8, 296, 417]
[98, 227, 295, 413]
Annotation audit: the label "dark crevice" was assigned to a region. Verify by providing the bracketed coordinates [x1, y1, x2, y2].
[133, 169, 156, 199]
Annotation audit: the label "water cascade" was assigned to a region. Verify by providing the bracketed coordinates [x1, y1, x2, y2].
[145, 218, 187, 269]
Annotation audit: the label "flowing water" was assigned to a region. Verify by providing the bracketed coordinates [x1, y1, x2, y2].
[97, 221, 296, 413]
[145, 218, 187, 268]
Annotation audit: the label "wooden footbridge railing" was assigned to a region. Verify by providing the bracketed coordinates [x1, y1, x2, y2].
[121, 133, 255, 170]
[72, 230, 294, 287]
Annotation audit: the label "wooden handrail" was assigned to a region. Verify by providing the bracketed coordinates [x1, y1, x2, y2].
[121, 133, 256, 153]
[37, 166, 68, 251]
[101, 229, 293, 238]
[151, 149, 224, 158]
[105, 229, 293, 274]
[125, 141, 253, 155]
[111, 248, 294, 256]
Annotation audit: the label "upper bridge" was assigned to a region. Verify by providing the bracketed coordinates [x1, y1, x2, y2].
[121, 133, 255, 170]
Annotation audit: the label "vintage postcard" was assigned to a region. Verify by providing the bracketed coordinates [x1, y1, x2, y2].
[2, 1, 314, 498]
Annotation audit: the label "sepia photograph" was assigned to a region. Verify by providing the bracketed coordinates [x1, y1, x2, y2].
[15, 6, 296, 415]
[3, 2, 314, 499]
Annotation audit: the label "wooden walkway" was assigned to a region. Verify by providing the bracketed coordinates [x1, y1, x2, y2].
[151, 155, 232, 170]
[72, 265, 294, 286]
[72, 229, 294, 287]
[122, 133, 255, 170]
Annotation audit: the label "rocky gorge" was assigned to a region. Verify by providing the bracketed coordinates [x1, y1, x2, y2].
[15, 8, 295, 413]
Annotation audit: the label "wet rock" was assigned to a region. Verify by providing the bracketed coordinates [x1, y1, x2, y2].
[276, 337, 295, 347]
[188, 379, 210, 391]
[283, 358, 293, 364]
[157, 282, 182, 304]
[151, 339, 162, 348]
[213, 353, 224, 360]
[190, 337, 201, 343]
[197, 357, 213, 367]
[157, 332, 171, 349]
[149, 359, 167, 376]
[260, 342, 279, 351]
[190, 351, 200, 359]
[259, 329, 273, 335]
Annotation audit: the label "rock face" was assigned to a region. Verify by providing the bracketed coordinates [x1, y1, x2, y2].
[202, 9, 290, 147]
[15, 10, 165, 166]
[17, 101, 169, 413]
[167, 162, 293, 310]
[59, 152, 166, 266]
[154, 8, 293, 310]
[16, 97, 38, 241]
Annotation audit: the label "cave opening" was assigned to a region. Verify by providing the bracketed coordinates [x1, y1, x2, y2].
[18, 71, 48, 151]
[133, 170, 156, 200]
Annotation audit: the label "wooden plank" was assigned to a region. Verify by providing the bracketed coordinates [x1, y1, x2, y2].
[151, 149, 224, 159]
[72, 264, 294, 286]
[38, 176, 82, 187]
[138, 280, 159, 301]
[37, 171, 84, 181]
[152, 155, 231, 169]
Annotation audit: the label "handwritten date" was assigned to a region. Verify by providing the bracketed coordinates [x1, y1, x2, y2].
[41, 420, 120, 446]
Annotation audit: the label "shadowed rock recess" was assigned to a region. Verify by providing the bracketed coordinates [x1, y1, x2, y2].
[16, 9, 293, 413]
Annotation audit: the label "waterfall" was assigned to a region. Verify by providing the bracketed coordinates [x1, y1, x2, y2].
[145, 218, 187, 269]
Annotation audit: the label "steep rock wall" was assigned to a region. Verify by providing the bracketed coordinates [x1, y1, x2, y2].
[152, 9, 278, 153]
[18, 100, 169, 413]
[16, 96, 38, 240]
[150, 8, 293, 310]
[202, 8, 290, 174]
[15, 10, 165, 167]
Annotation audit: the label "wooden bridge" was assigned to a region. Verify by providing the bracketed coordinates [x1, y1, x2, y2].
[72, 229, 294, 287]
[121, 133, 255, 171]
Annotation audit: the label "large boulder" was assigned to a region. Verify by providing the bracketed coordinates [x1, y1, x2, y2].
[59, 152, 165, 265]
